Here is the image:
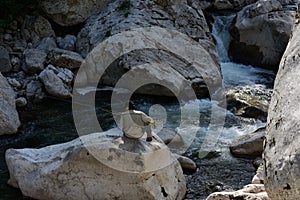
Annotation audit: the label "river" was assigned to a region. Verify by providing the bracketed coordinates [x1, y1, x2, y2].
[0, 14, 275, 200]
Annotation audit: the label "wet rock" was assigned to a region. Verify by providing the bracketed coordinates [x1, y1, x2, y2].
[229, 0, 296, 69]
[0, 73, 20, 135]
[23, 49, 47, 73]
[39, 66, 72, 98]
[26, 80, 45, 102]
[0, 46, 12, 72]
[37, 37, 57, 53]
[5, 129, 186, 200]
[264, 22, 300, 200]
[206, 184, 269, 200]
[226, 85, 272, 121]
[16, 97, 27, 108]
[57, 35, 76, 51]
[230, 127, 265, 158]
[47, 48, 83, 69]
[40, 0, 114, 26]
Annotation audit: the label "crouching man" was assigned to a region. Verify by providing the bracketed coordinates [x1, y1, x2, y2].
[120, 101, 155, 142]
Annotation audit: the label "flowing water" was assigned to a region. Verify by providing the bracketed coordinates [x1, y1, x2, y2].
[0, 14, 276, 200]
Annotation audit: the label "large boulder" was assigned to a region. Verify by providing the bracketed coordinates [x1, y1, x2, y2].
[76, 0, 220, 98]
[230, 127, 265, 158]
[40, 0, 114, 26]
[263, 22, 300, 199]
[0, 73, 20, 135]
[229, 0, 296, 69]
[5, 129, 186, 200]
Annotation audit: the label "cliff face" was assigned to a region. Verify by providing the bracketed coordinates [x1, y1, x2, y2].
[264, 19, 300, 199]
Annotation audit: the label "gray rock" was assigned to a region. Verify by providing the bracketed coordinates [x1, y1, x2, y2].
[264, 22, 300, 199]
[6, 78, 22, 88]
[40, 0, 114, 26]
[39, 66, 72, 98]
[37, 37, 57, 53]
[22, 16, 55, 38]
[16, 97, 27, 108]
[5, 129, 186, 200]
[206, 184, 269, 200]
[47, 48, 83, 69]
[23, 49, 47, 73]
[0, 46, 12, 72]
[229, 0, 296, 69]
[226, 85, 272, 122]
[57, 34, 76, 51]
[3, 33, 12, 41]
[212, 0, 234, 10]
[0, 73, 20, 135]
[174, 154, 197, 174]
[10, 57, 22, 72]
[13, 39, 27, 52]
[26, 80, 45, 102]
[230, 127, 265, 158]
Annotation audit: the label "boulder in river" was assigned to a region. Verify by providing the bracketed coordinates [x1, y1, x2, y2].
[264, 21, 300, 199]
[5, 128, 186, 200]
[229, 0, 296, 69]
[0, 73, 20, 135]
[230, 127, 265, 158]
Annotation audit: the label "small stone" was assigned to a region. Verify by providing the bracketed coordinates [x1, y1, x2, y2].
[13, 40, 27, 52]
[7, 78, 22, 88]
[16, 97, 27, 108]
[4, 33, 12, 41]
[23, 49, 47, 73]
[37, 37, 57, 53]
[47, 48, 83, 69]
[58, 35, 77, 51]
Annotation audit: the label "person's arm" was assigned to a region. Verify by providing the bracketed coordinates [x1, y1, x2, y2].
[141, 113, 154, 124]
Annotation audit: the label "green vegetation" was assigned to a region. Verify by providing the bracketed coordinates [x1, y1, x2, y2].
[0, 0, 40, 28]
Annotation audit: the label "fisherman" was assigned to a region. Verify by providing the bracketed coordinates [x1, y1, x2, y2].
[120, 101, 155, 142]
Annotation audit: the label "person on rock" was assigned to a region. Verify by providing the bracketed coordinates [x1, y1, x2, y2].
[120, 101, 155, 142]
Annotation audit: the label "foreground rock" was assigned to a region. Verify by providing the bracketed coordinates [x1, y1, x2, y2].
[229, 0, 296, 69]
[230, 127, 265, 158]
[264, 22, 300, 199]
[206, 184, 269, 200]
[40, 0, 114, 26]
[6, 128, 186, 200]
[0, 73, 20, 135]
